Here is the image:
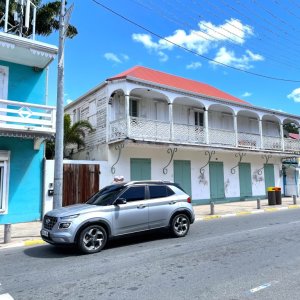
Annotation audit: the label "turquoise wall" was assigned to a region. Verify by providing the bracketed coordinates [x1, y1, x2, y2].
[0, 138, 44, 224]
[0, 60, 46, 104]
[0, 60, 47, 223]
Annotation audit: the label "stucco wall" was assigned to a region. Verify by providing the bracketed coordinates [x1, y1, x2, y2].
[108, 144, 282, 204]
[0, 60, 46, 103]
[0, 138, 43, 224]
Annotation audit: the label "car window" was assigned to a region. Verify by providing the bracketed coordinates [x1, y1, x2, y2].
[119, 186, 145, 202]
[86, 184, 124, 206]
[149, 185, 170, 199]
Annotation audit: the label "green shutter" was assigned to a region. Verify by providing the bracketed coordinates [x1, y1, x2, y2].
[130, 158, 151, 180]
[264, 164, 275, 193]
[239, 163, 252, 198]
[174, 160, 192, 196]
[209, 162, 225, 199]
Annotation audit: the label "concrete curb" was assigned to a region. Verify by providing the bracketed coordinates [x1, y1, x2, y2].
[195, 205, 300, 221]
[0, 239, 45, 250]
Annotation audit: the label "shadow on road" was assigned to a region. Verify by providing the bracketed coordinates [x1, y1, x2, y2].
[23, 230, 172, 258]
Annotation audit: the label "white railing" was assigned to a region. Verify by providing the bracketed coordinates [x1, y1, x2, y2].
[109, 118, 127, 141]
[209, 128, 236, 146]
[0, 99, 56, 134]
[238, 132, 261, 149]
[263, 135, 282, 150]
[108, 118, 300, 153]
[130, 117, 170, 141]
[173, 123, 205, 144]
[284, 138, 300, 152]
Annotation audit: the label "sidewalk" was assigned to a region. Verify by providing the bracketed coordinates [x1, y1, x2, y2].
[0, 196, 299, 249]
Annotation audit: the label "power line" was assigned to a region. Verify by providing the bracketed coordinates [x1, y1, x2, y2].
[91, 0, 300, 83]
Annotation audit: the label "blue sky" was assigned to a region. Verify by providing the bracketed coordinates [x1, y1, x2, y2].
[39, 0, 300, 115]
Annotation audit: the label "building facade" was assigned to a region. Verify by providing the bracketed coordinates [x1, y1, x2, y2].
[65, 66, 300, 204]
[0, 32, 57, 223]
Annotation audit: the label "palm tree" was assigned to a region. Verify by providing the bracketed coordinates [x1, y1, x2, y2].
[46, 114, 95, 159]
[0, 0, 77, 38]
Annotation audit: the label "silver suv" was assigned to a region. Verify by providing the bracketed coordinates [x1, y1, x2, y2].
[41, 181, 195, 254]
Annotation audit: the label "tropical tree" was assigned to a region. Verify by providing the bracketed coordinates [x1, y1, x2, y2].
[283, 123, 299, 135]
[0, 0, 77, 38]
[46, 114, 95, 159]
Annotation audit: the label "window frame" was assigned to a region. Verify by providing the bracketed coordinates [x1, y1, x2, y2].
[0, 151, 10, 214]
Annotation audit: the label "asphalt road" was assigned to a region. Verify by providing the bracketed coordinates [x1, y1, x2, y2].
[1, 209, 300, 300]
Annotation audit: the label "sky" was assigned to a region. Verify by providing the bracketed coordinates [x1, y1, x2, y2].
[38, 0, 300, 115]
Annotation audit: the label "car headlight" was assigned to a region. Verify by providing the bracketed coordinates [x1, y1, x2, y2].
[59, 222, 72, 229]
[60, 214, 79, 220]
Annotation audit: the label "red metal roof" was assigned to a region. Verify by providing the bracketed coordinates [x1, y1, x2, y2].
[107, 66, 249, 105]
[289, 133, 300, 140]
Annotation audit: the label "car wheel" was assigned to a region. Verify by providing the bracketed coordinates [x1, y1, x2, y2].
[170, 214, 190, 237]
[78, 225, 107, 254]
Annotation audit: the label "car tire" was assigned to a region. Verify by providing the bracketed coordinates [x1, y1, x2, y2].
[170, 214, 190, 237]
[78, 225, 107, 254]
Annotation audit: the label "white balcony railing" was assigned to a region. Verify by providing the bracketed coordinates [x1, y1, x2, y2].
[108, 117, 300, 152]
[209, 128, 236, 146]
[0, 99, 56, 135]
[173, 123, 205, 144]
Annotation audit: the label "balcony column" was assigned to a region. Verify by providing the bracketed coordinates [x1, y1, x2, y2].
[204, 108, 209, 144]
[125, 94, 130, 137]
[259, 118, 263, 149]
[280, 122, 285, 151]
[168, 102, 173, 141]
[233, 114, 238, 147]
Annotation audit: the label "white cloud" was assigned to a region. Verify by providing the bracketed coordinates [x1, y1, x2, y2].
[132, 18, 255, 62]
[66, 99, 73, 104]
[287, 88, 300, 102]
[104, 52, 129, 64]
[158, 51, 168, 62]
[186, 62, 202, 69]
[242, 92, 252, 97]
[210, 47, 264, 70]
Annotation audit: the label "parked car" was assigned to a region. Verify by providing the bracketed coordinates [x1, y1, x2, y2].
[41, 181, 195, 254]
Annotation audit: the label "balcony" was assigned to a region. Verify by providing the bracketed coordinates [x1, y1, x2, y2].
[109, 117, 300, 153]
[0, 99, 56, 138]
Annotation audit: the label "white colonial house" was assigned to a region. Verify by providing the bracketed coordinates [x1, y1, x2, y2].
[65, 66, 300, 204]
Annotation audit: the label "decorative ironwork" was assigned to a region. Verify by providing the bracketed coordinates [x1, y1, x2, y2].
[111, 143, 124, 174]
[200, 150, 215, 174]
[163, 148, 177, 174]
[257, 154, 272, 175]
[230, 153, 246, 174]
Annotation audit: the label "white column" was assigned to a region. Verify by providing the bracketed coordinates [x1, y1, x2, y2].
[125, 94, 130, 137]
[234, 114, 238, 147]
[204, 108, 209, 144]
[280, 122, 285, 151]
[169, 103, 173, 141]
[259, 119, 263, 149]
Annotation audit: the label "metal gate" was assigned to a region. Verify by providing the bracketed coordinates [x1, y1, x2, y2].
[63, 164, 100, 206]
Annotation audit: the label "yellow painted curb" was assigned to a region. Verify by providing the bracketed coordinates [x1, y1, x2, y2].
[288, 205, 300, 209]
[24, 240, 45, 246]
[203, 215, 221, 221]
[236, 211, 251, 216]
[264, 208, 279, 212]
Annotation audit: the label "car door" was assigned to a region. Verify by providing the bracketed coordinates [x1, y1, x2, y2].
[112, 185, 149, 235]
[148, 185, 177, 229]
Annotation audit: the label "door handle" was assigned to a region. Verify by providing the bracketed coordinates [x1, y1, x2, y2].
[169, 201, 176, 205]
[137, 204, 146, 209]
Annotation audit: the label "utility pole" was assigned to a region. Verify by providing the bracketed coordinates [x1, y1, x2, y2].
[53, 0, 66, 209]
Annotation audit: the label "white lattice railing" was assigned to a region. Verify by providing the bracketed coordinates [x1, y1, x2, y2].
[284, 138, 300, 152]
[130, 117, 170, 141]
[109, 118, 127, 141]
[237, 132, 261, 149]
[209, 128, 236, 146]
[173, 123, 205, 144]
[263, 135, 282, 150]
[0, 99, 56, 134]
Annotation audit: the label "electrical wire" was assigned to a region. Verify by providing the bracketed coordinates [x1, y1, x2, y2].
[91, 0, 300, 83]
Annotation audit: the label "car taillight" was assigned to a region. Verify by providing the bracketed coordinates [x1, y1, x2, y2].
[187, 197, 191, 203]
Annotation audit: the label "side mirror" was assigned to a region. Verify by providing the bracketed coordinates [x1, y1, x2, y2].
[114, 198, 127, 205]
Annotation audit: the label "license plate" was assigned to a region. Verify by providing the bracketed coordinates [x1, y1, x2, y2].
[41, 229, 49, 237]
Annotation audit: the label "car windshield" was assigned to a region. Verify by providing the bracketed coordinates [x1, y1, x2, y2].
[86, 184, 124, 206]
